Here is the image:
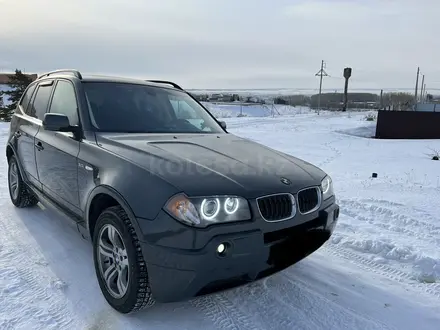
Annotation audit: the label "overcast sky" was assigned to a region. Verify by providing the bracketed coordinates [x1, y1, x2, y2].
[1, 0, 438, 91]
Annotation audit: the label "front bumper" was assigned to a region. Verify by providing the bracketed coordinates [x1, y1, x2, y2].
[138, 200, 339, 303]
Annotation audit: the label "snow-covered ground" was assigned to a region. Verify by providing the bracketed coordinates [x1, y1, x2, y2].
[203, 102, 311, 118]
[0, 109, 439, 330]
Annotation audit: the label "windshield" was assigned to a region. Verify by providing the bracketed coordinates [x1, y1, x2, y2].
[83, 82, 224, 134]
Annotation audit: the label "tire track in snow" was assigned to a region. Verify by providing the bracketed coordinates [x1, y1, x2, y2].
[190, 293, 259, 330]
[192, 272, 320, 330]
[339, 204, 439, 244]
[276, 272, 394, 330]
[356, 198, 440, 233]
[328, 197, 440, 298]
[323, 244, 440, 299]
[226, 280, 309, 330]
[336, 199, 440, 279]
[0, 206, 82, 330]
[340, 199, 440, 239]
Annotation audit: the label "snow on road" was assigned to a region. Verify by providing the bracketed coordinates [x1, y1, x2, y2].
[0, 110, 439, 330]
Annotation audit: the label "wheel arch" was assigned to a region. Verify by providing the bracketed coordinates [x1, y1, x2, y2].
[6, 143, 28, 181]
[86, 185, 143, 242]
[6, 144, 14, 162]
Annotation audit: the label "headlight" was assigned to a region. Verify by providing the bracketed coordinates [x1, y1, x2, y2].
[164, 193, 251, 227]
[321, 175, 334, 200]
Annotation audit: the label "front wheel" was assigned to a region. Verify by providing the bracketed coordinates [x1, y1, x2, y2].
[92, 205, 155, 314]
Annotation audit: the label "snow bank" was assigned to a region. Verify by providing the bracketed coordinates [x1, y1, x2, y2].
[336, 124, 376, 138]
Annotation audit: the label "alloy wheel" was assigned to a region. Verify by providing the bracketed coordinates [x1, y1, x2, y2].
[9, 161, 19, 200]
[97, 224, 130, 299]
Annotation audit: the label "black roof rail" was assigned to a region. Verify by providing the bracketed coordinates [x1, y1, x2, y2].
[38, 69, 82, 80]
[146, 80, 183, 90]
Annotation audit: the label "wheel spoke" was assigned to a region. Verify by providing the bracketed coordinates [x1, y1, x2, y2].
[116, 269, 128, 294]
[107, 226, 120, 247]
[98, 240, 113, 258]
[10, 173, 17, 182]
[11, 164, 17, 177]
[104, 264, 118, 288]
[9, 162, 19, 200]
[10, 181, 18, 198]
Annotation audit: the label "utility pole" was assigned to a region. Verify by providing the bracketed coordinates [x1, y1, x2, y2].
[315, 60, 328, 113]
[414, 67, 420, 110]
[420, 74, 425, 103]
[420, 82, 426, 103]
[380, 89, 383, 110]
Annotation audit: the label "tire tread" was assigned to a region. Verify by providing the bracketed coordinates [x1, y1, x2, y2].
[100, 205, 155, 313]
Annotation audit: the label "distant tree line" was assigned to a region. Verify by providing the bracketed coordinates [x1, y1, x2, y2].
[184, 90, 440, 111]
[193, 93, 265, 104]
[274, 92, 417, 110]
[380, 92, 414, 110]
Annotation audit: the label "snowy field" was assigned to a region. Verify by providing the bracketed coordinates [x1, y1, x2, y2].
[0, 109, 439, 330]
[202, 102, 311, 118]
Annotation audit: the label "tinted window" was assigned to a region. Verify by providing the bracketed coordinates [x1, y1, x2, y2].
[19, 83, 36, 113]
[29, 84, 53, 120]
[83, 82, 223, 134]
[49, 80, 79, 126]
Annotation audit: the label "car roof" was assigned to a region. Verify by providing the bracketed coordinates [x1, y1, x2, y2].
[35, 73, 181, 91]
[82, 75, 175, 88]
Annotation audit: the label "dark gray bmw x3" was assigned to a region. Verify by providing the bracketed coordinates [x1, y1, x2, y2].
[6, 69, 339, 314]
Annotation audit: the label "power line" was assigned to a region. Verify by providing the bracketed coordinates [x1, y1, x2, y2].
[315, 60, 328, 112]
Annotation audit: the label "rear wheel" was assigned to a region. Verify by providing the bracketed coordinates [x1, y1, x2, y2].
[8, 155, 38, 208]
[92, 205, 155, 314]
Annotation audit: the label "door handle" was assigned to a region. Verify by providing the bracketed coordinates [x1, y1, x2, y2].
[35, 141, 44, 151]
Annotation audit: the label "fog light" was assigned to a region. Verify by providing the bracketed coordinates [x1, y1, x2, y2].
[217, 243, 226, 254]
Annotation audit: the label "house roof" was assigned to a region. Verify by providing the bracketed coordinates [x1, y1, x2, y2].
[0, 73, 38, 85]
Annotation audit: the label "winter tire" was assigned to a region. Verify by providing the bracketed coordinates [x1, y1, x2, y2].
[8, 155, 38, 208]
[92, 205, 155, 314]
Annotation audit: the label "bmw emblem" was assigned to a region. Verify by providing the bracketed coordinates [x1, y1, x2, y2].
[280, 177, 291, 185]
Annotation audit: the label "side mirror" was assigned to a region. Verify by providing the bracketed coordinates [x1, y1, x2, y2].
[43, 113, 71, 132]
[219, 120, 227, 130]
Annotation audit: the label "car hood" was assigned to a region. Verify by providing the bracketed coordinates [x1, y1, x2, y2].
[95, 133, 326, 198]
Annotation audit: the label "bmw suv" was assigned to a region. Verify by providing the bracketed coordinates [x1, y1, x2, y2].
[6, 69, 339, 314]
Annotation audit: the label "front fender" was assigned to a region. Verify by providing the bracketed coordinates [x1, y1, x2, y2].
[84, 184, 143, 240]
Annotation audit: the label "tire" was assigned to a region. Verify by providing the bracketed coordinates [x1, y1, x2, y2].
[92, 205, 155, 314]
[8, 155, 39, 208]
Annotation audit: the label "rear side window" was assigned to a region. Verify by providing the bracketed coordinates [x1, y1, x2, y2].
[19, 83, 36, 113]
[28, 83, 53, 120]
[49, 80, 79, 126]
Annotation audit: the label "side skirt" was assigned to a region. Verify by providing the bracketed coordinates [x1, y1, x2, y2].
[26, 183, 91, 241]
